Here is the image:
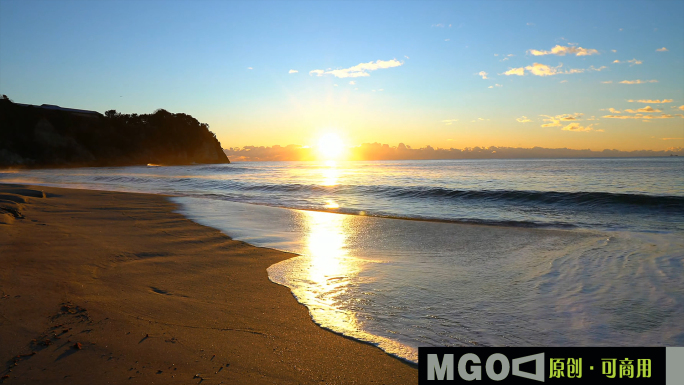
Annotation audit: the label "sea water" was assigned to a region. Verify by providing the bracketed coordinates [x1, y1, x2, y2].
[2, 158, 683, 362]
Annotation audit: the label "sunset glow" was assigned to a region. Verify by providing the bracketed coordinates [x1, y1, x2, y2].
[317, 133, 347, 160]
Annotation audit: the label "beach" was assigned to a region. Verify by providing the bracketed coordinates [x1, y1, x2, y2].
[0, 184, 417, 384]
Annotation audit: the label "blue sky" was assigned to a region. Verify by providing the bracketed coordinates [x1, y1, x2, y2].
[1, 0, 683, 150]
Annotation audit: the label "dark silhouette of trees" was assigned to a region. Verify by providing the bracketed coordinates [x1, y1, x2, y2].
[0, 99, 230, 167]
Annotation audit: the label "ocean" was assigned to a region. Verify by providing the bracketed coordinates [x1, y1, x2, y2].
[2, 158, 683, 362]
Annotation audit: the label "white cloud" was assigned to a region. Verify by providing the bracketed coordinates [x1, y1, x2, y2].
[516, 116, 532, 123]
[602, 81, 613, 84]
[611, 49, 617, 53]
[505, 63, 602, 77]
[441, 119, 458, 125]
[656, 47, 668, 52]
[247, 67, 253, 70]
[404, 55, 410, 59]
[445, 39, 450, 41]
[310, 59, 403, 78]
[504, 67, 525, 76]
[334, 84, 338, 87]
[628, 99, 672, 103]
[560, 80, 568, 83]
[478, 71, 489, 79]
[432, 23, 445, 27]
[349, 81, 356, 85]
[525, 63, 563, 76]
[627, 58, 643, 66]
[613, 60, 621, 63]
[528, 45, 599, 57]
[488, 84, 502, 89]
[288, 69, 298, 74]
[619, 79, 658, 84]
[526, 22, 535, 26]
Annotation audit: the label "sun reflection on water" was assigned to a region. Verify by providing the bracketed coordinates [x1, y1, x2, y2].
[269, 209, 417, 362]
[300, 210, 359, 309]
[320, 161, 339, 186]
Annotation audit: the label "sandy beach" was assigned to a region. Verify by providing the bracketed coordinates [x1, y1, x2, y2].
[0, 184, 417, 384]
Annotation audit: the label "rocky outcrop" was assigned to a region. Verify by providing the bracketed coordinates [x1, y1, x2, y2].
[0, 100, 230, 168]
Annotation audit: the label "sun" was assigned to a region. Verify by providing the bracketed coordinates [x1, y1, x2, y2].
[316, 133, 346, 160]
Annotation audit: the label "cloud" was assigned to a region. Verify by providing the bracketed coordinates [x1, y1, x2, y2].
[608, 108, 621, 114]
[247, 67, 253, 70]
[627, 58, 643, 66]
[613, 60, 621, 63]
[349, 81, 356, 85]
[505, 63, 603, 77]
[656, 47, 668, 52]
[625, 106, 662, 113]
[612, 50, 617, 53]
[310, 59, 403, 78]
[662, 138, 684, 140]
[528, 45, 599, 57]
[602, 81, 613, 84]
[620, 79, 658, 84]
[445, 39, 450, 41]
[526, 22, 535, 26]
[516, 116, 532, 123]
[488, 84, 503, 88]
[602, 113, 682, 119]
[525, 63, 563, 76]
[441, 119, 458, 125]
[404, 55, 410, 59]
[562, 123, 598, 132]
[432, 23, 445, 27]
[504, 67, 525, 76]
[560, 80, 568, 83]
[540, 113, 584, 127]
[288, 69, 298, 74]
[628, 99, 673, 103]
[478, 71, 489, 80]
[677, 105, 684, 111]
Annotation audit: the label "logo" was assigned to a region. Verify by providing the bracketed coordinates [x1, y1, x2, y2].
[418, 347, 665, 384]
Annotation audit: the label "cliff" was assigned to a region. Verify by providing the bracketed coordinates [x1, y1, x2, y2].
[0, 99, 230, 168]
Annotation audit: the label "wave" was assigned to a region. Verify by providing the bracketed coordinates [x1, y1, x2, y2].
[202, 182, 684, 211]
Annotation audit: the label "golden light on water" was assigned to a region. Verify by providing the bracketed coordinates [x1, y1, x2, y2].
[321, 162, 339, 186]
[301, 210, 359, 309]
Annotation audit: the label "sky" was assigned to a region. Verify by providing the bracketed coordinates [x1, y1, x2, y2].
[1, 0, 683, 152]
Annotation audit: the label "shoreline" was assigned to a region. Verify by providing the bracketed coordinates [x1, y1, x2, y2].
[0, 183, 417, 384]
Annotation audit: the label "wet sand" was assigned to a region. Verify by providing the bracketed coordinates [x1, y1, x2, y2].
[0, 184, 416, 384]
